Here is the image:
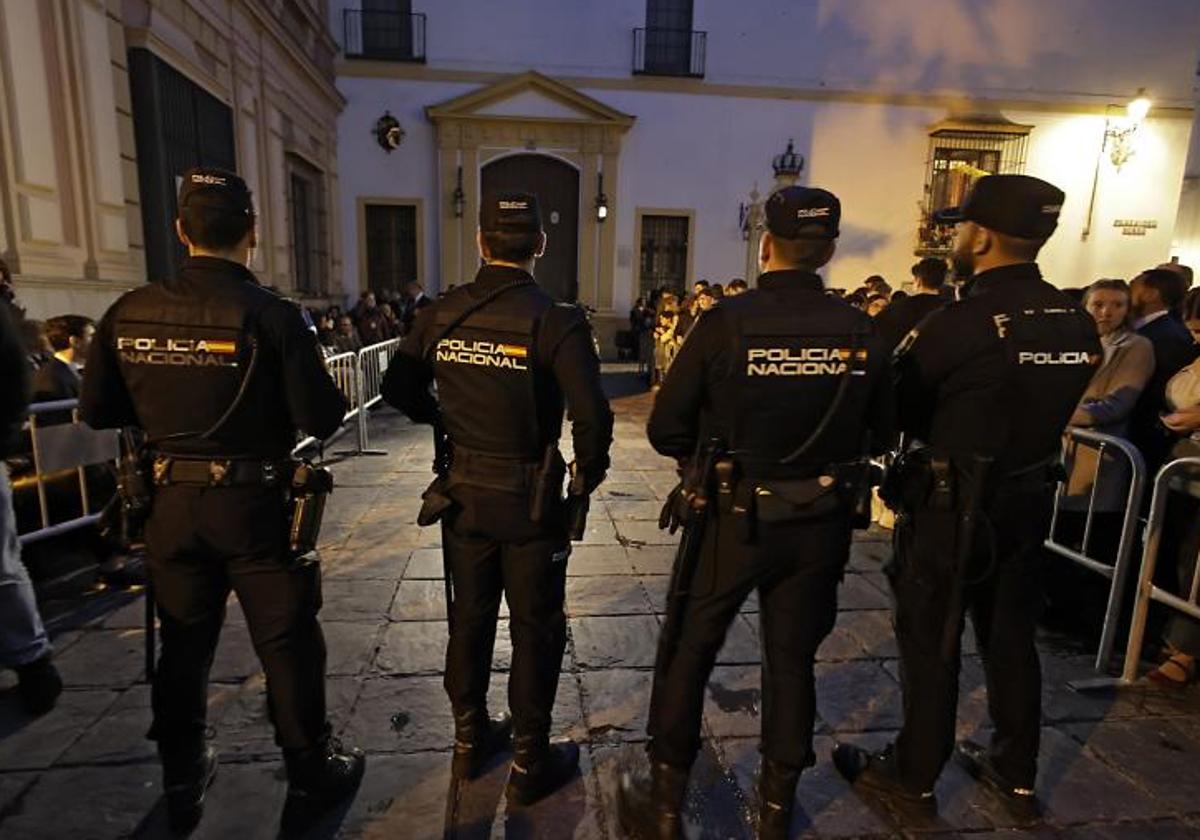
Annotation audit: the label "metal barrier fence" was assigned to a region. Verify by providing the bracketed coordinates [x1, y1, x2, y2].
[353, 339, 401, 455]
[17, 400, 120, 546]
[291, 350, 359, 456]
[1045, 428, 1147, 672]
[1115, 456, 1200, 686]
[15, 339, 403, 544]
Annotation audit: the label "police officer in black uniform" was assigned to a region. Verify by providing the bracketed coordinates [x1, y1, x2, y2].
[618, 186, 893, 839]
[81, 168, 364, 836]
[381, 192, 612, 804]
[833, 175, 1101, 821]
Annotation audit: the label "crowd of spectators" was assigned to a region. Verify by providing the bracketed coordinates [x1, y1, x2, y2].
[629, 277, 747, 387]
[308, 281, 431, 356]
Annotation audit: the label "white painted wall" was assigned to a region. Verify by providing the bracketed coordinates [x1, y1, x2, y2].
[333, 0, 1200, 315]
[331, 0, 1200, 104]
[335, 77, 474, 301]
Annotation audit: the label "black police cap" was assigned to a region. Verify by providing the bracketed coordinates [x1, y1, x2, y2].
[479, 192, 542, 234]
[178, 167, 254, 217]
[764, 186, 841, 240]
[934, 174, 1064, 240]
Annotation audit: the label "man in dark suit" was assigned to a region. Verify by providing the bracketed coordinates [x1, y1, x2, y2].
[873, 257, 950, 354]
[32, 315, 93, 403]
[401, 280, 432, 334]
[1129, 268, 1200, 472]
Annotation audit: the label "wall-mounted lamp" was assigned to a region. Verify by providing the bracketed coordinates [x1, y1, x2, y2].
[1105, 88, 1152, 170]
[452, 165, 465, 219]
[373, 111, 404, 152]
[1083, 88, 1154, 240]
[595, 172, 609, 223]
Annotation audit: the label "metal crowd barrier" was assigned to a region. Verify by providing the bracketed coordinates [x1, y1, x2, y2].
[17, 400, 120, 546]
[291, 350, 359, 456]
[291, 338, 401, 458]
[1112, 456, 1200, 687]
[1045, 428, 1147, 672]
[352, 338, 401, 455]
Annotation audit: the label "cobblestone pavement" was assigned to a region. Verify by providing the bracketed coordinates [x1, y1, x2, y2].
[2, 375, 1200, 839]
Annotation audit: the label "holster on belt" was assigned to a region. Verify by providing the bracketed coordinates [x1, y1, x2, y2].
[417, 476, 455, 527]
[530, 443, 567, 525]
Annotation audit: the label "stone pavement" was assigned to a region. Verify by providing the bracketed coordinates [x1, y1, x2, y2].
[2, 373, 1200, 839]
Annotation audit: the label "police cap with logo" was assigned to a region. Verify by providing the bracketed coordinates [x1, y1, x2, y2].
[934, 174, 1064, 240]
[765, 186, 841, 240]
[178, 167, 254, 218]
[480, 192, 542, 234]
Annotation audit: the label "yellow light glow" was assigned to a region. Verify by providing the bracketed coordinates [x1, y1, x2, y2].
[1127, 93, 1152, 123]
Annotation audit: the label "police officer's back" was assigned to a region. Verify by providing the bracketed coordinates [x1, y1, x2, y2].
[381, 192, 612, 805]
[833, 175, 1100, 821]
[619, 187, 893, 840]
[81, 168, 364, 835]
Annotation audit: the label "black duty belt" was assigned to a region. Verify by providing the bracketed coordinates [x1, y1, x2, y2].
[152, 456, 291, 488]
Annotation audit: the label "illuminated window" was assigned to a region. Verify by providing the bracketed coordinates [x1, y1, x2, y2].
[917, 119, 1032, 256]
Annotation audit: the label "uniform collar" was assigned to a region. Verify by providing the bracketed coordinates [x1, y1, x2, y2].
[966, 262, 1042, 298]
[756, 269, 825, 293]
[472, 263, 535, 290]
[180, 255, 260, 286]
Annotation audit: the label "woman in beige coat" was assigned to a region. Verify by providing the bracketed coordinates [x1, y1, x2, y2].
[1064, 279, 1155, 509]
[1048, 280, 1154, 630]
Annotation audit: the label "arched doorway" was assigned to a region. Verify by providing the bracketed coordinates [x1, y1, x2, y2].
[480, 154, 579, 302]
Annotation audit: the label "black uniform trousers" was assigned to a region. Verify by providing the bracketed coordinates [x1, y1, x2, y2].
[890, 482, 1053, 791]
[145, 484, 328, 752]
[647, 504, 851, 770]
[442, 510, 568, 737]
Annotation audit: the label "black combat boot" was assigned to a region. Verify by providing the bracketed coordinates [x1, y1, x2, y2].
[757, 757, 800, 840]
[505, 734, 581, 806]
[954, 740, 1040, 823]
[831, 742, 937, 818]
[158, 738, 219, 835]
[616, 759, 688, 840]
[451, 709, 513, 780]
[15, 653, 62, 716]
[280, 736, 366, 837]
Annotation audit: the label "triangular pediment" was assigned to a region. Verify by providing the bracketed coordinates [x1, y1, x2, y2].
[426, 71, 634, 128]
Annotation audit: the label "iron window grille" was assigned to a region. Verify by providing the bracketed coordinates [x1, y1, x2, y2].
[343, 9, 426, 62]
[917, 118, 1032, 256]
[633, 28, 706, 78]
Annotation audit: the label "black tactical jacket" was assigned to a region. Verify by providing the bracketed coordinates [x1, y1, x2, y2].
[81, 256, 345, 458]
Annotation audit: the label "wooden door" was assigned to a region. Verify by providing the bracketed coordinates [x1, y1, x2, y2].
[480, 154, 579, 302]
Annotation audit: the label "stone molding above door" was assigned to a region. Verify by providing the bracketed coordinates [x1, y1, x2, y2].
[426, 71, 634, 309]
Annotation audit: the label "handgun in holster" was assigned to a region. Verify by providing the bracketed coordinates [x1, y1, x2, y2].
[417, 418, 455, 527]
[564, 462, 590, 542]
[530, 443, 566, 525]
[288, 461, 334, 567]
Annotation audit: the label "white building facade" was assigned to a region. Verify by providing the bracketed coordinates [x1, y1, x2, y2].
[331, 0, 1200, 349]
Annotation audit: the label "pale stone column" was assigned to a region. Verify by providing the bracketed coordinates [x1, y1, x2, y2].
[598, 136, 619, 311]
[459, 143, 480, 285]
[437, 144, 460, 291]
[577, 136, 599, 308]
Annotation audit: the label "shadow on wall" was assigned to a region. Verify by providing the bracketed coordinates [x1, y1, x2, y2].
[835, 222, 891, 260]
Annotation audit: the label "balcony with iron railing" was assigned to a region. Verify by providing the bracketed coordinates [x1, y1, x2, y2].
[633, 27, 706, 78]
[343, 9, 426, 62]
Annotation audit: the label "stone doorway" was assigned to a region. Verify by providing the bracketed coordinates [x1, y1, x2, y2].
[481, 154, 580, 302]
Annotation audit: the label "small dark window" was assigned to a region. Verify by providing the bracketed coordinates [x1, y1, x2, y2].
[364, 203, 418, 294]
[639, 214, 690, 294]
[288, 156, 328, 295]
[637, 0, 702, 77]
